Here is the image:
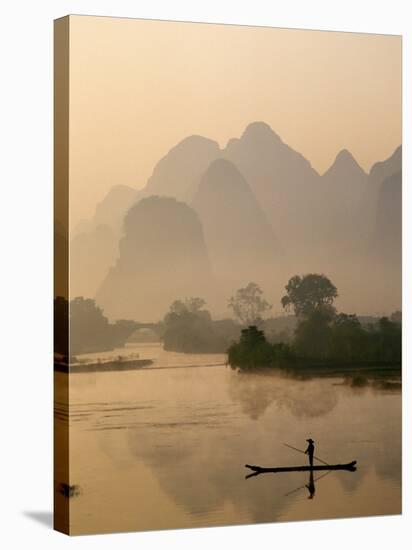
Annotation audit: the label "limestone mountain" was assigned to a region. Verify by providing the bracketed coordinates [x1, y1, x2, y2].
[95, 196, 213, 321]
[70, 224, 118, 299]
[70, 185, 139, 298]
[320, 149, 368, 252]
[69, 122, 401, 317]
[322, 149, 367, 209]
[359, 146, 402, 240]
[341, 150, 402, 315]
[369, 146, 402, 189]
[223, 121, 322, 250]
[73, 184, 138, 237]
[370, 170, 402, 265]
[364, 170, 402, 314]
[92, 184, 139, 231]
[70, 137, 219, 301]
[192, 158, 278, 292]
[141, 135, 220, 202]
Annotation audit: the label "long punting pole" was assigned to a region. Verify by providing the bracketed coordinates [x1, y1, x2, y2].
[283, 442, 330, 466]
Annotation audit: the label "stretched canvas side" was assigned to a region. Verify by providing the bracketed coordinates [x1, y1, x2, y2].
[53, 15, 70, 535]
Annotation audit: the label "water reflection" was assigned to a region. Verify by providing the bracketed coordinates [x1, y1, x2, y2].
[286, 470, 321, 499]
[306, 471, 316, 499]
[228, 372, 339, 419]
[65, 346, 401, 534]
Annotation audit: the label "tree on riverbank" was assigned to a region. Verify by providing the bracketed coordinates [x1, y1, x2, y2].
[54, 296, 138, 357]
[163, 297, 239, 353]
[281, 274, 337, 358]
[228, 326, 293, 369]
[228, 273, 401, 369]
[228, 282, 272, 325]
[281, 274, 337, 318]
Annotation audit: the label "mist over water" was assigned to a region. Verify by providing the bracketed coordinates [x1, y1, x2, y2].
[56, 344, 401, 535]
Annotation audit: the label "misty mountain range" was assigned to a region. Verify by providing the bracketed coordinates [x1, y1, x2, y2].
[70, 122, 401, 321]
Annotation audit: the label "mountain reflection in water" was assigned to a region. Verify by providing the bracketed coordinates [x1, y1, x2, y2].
[58, 343, 401, 535]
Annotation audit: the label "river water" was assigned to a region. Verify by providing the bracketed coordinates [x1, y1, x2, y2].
[55, 343, 401, 535]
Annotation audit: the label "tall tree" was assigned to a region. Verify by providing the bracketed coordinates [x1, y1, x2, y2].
[166, 298, 208, 320]
[228, 282, 272, 325]
[281, 274, 338, 318]
[163, 297, 221, 353]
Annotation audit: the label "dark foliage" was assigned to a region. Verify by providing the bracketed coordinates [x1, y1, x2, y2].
[228, 272, 401, 369]
[291, 311, 401, 363]
[163, 298, 239, 353]
[54, 296, 138, 356]
[281, 274, 338, 318]
[293, 310, 332, 359]
[227, 326, 294, 369]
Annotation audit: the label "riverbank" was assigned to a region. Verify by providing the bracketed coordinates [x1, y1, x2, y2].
[280, 360, 401, 377]
[54, 358, 153, 373]
[235, 362, 401, 391]
[60, 345, 401, 532]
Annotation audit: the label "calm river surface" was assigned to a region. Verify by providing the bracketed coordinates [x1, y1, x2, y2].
[55, 343, 401, 535]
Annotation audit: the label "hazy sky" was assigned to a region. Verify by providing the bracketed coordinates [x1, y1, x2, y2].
[68, 16, 401, 225]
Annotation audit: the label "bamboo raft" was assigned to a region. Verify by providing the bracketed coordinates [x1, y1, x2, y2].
[245, 460, 357, 474]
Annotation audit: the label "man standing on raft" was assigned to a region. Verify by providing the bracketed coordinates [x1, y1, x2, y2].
[305, 438, 315, 467]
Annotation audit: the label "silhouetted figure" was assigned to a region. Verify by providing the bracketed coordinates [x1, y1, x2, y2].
[305, 470, 316, 499]
[305, 438, 315, 467]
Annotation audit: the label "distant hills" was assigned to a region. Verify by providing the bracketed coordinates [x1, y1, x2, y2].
[70, 185, 138, 298]
[70, 224, 118, 299]
[224, 122, 322, 250]
[371, 170, 402, 266]
[68, 122, 401, 319]
[140, 135, 220, 202]
[192, 158, 278, 292]
[95, 196, 213, 321]
[73, 184, 138, 237]
[359, 145, 402, 241]
[320, 149, 368, 252]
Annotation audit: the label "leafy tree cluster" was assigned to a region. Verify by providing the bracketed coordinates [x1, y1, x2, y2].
[293, 311, 401, 363]
[227, 273, 401, 369]
[54, 296, 138, 357]
[163, 298, 239, 353]
[282, 274, 401, 363]
[228, 282, 272, 325]
[227, 326, 293, 369]
[281, 273, 337, 318]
